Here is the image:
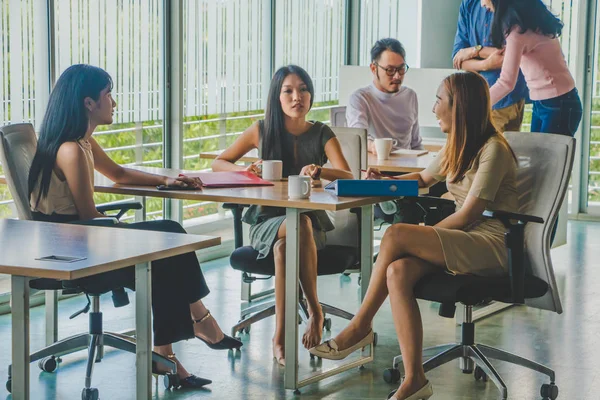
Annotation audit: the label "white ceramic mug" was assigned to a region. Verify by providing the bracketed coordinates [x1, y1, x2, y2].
[288, 175, 311, 199]
[374, 138, 396, 160]
[261, 160, 283, 181]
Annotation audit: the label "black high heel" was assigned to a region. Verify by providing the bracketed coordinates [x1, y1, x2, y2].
[152, 353, 212, 390]
[194, 310, 243, 350]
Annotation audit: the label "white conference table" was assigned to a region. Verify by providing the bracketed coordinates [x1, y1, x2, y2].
[0, 219, 219, 400]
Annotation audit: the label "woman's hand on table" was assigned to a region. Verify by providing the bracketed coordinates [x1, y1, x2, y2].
[300, 164, 323, 187]
[245, 160, 262, 176]
[165, 175, 203, 189]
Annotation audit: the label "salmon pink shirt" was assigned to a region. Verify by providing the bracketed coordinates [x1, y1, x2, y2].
[489, 29, 575, 105]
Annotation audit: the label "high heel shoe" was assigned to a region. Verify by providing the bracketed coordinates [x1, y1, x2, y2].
[387, 380, 433, 400]
[194, 310, 243, 350]
[152, 353, 212, 389]
[309, 329, 374, 360]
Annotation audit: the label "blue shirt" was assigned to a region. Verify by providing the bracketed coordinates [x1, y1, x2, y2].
[452, 0, 529, 110]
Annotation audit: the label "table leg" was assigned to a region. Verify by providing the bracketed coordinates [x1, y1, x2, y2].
[12, 275, 30, 400]
[135, 262, 152, 399]
[135, 196, 147, 222]
[360, 205, 374, 300]
[284, 208, 300, 391]
[45, 290, 58, 346]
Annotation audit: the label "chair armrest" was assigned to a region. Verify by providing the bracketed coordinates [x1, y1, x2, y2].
[96, 201, 143, 220]
[223, 203, 250, 248]
[412, 195, 456, 208]
[482, 210, 544, 227]
[482, 210, 543, 305]
[69, 217, 118, 226]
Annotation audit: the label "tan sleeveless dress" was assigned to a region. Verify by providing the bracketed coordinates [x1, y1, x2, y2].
[30, 139, 95, 216]
[425, 137, 519, 277]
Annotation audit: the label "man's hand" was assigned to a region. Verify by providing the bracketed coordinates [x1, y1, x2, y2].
[364, 167, 385, 180]
[453, 47, 478, 69]
[484, 48, 505, 71]
[367, 139, 376, 154]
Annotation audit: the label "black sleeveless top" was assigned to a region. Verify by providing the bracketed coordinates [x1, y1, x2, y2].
[242, 120, 336, 230]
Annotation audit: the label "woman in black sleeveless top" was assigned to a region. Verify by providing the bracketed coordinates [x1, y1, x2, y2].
[213, 65, 353, 366]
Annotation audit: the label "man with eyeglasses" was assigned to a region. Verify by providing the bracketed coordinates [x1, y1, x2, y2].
[346, 38, 423, 153]
[452, 0, 528, 132]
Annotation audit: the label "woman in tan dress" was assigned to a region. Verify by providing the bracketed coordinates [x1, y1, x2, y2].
[310, 71, 518, 400]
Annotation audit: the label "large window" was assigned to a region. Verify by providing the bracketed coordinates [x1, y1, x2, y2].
[180, 0, 346, 224]
[0, 0, 48, 220]
[358, 0, 419, 66]
[53, 0, 165, 220]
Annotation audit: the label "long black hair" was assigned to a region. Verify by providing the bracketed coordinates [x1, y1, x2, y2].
[262, 65, 314, 160]
[490, 0, 563, 48]
[28, 64, 113, 206]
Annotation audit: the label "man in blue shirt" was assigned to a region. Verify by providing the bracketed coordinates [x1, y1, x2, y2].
[452, 0, 529, 132]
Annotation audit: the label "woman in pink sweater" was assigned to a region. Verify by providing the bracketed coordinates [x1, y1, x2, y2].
[487, 0, 582, 136]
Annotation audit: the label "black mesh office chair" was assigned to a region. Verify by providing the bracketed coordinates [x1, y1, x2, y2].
[382, 132, 573, 400]
[224, 203, 358, 338]
[0, 123, 178, 400]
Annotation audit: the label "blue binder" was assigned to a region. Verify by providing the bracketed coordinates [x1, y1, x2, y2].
[324, 179, 419, 197]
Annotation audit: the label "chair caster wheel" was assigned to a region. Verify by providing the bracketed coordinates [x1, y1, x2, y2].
[164, 373, 180, 390]
[541, 383, 558, 399]
[81, 388, 99, 400]
[474, 366, 488, 382]
[383, 367, 401, 384]
[38, 355, 58, 373]
[6, 379, 11, 393]
[324, 318, 332, 331]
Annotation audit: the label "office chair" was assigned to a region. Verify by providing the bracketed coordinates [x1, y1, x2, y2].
[225, 128, 373, 340]
[329, 106, 348, 128]
[381, 132, 573, 400]
[0, 124, 177, 399]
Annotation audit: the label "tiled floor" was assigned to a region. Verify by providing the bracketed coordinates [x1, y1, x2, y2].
[0, 221, 599, 399]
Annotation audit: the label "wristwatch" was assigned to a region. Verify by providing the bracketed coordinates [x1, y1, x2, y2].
[474, 45, 483, 57]
[312, 164, 322, 180]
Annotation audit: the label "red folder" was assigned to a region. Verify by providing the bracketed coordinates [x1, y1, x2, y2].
[183, 171, 274, 188]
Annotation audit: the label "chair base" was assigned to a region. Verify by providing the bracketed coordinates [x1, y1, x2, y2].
[6, 297, 175, 397]
[387, 343, 556, 399]
[383, 308, 558, 400]
[231, 299, 354, 336]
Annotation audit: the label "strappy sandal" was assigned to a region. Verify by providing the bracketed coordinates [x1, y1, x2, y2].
[194, 310, 243, 350]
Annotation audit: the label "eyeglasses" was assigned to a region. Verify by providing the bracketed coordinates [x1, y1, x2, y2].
[374, 62, 410, 77]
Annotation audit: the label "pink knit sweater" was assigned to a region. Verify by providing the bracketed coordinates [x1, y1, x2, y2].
[489, 29, 575, 105]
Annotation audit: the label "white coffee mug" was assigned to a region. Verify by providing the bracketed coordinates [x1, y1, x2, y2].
[288, 175, 311, 199]
[374, 138, 396, 160]
[261, 160, 283, 181]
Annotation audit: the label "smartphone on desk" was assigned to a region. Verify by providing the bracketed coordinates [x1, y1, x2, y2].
[156, 184, 201, 191]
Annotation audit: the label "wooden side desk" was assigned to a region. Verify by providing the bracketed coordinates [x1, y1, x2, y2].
[0, 219, 219, 400]
[198, 149, 438, 174]
[368, 152, 436, 173]
[93, 167, 397, 392]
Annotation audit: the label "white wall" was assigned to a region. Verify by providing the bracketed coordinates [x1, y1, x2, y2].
[417, 0, 462, 68]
